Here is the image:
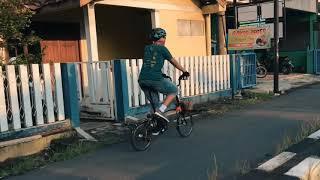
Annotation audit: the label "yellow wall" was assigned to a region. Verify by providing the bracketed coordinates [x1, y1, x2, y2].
[80, 0, 207, 60]
[96, 0, 201, 12]
[85, 0, 200, 7]
[93, 0, 206, 59]
[95, 5, 152, 60]
[32, 0, 208, 61]
[158, 10, 207, 57]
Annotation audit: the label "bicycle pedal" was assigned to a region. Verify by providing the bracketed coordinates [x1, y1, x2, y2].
[159, 128, 166, 134]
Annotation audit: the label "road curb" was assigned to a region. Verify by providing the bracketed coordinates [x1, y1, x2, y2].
[281, 82, 320, 95]
[250, 81, 320, 95]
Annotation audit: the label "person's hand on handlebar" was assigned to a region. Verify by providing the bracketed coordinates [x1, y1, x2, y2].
[179, 71, 190, 80]
[182, 71, 190, 78]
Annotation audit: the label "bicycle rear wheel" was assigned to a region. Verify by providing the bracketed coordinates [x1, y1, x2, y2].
[130, 122, 152, 151]
[176, 113, 193, 137]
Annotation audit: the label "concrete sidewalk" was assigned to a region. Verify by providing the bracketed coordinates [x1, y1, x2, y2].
[250, 74, 320, 94]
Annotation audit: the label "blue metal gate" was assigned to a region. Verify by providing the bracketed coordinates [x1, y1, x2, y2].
[236, 53, 257, 89]
[315, 50, 320, 74]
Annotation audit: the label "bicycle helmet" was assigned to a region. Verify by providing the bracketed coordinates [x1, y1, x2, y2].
[150, 28, 167, 41]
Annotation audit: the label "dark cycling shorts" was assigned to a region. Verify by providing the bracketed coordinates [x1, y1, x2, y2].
[138, 78, 178, 105]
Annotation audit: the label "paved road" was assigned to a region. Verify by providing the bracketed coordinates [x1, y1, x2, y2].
[11, 84, 320, 180]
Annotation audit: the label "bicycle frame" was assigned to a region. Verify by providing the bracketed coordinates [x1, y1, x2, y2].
[175, 81, 184, 113]
[145, 74, 188, 114]
[130, 74, 192, 151]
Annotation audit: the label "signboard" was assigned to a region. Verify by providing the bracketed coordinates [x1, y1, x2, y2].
[260, 1, 283, 19]
[285, 0, 317, 13]
[228, 27, 271, 50]
[260, 22, 284, 38]
[237, 0, 285, 39]
[239, 22, 284, 38]
[238, 5, 258, 22]
[237, 0, 283, 23]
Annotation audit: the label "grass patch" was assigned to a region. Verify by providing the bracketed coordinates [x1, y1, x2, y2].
[207, 158, 253, 180]
[276, 119, 320, 154]
[0, 132, 124, 179]
[234, 160, 252, 176]
[236, 92, 274, 106]
[207, 154, 219, 180]
[194, 92, 274, 118]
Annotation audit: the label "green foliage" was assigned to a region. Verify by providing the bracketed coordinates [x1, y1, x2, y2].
[0, 0, 42, 64]
[10, 53, 42, 65]
[0, 0, 35, 44]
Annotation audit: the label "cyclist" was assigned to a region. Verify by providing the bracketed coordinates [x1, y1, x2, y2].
[138, 28, 189, 134]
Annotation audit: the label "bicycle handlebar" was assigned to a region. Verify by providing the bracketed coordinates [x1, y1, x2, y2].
[178, 75, 189, 86]
[162, 73, 189, 86]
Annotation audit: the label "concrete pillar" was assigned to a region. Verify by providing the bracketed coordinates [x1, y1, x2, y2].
[151, 10, 160, 28]
[217, 11, 227, 55]
[83, 4, 99, 62]
[205, 14, 212, 56]
[83, 3, 99, 101]
[79, 21, 89, 97]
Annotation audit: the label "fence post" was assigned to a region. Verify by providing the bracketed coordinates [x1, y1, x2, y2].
[313, 50, 318, 74]
[230, 54, 238, 98]
[307, 49, 315, 74]
[316, 49, 319, 71]
[61, 63, 80, 127]
[314, 50, 316, 73]
[113, 60, 129, 122]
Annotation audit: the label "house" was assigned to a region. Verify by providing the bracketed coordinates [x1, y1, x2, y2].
[0, 1, 250, 161]
[30, 0, 220, 64]
[0, 0, 232, 120]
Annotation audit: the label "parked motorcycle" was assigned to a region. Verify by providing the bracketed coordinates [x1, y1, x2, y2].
[259, 54, 294, 74]
[279, 56, 294, 74]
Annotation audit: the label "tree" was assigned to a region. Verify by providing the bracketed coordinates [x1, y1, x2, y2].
[0, 0, 41, 64]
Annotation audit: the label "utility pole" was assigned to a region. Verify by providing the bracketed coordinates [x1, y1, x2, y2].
[233, 0, 237, 29]
[274, 0, 280, 94]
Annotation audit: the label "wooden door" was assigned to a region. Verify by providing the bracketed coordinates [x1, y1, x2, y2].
[41, 40, 80, 63]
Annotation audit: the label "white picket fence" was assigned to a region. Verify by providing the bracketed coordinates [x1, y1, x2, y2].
[125, 55, 231, 108]
[0, 64, 65, 133]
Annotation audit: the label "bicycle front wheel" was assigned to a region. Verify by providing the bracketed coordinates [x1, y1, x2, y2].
[176, 113, 193, 137]
[130, 122, 152, 151]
